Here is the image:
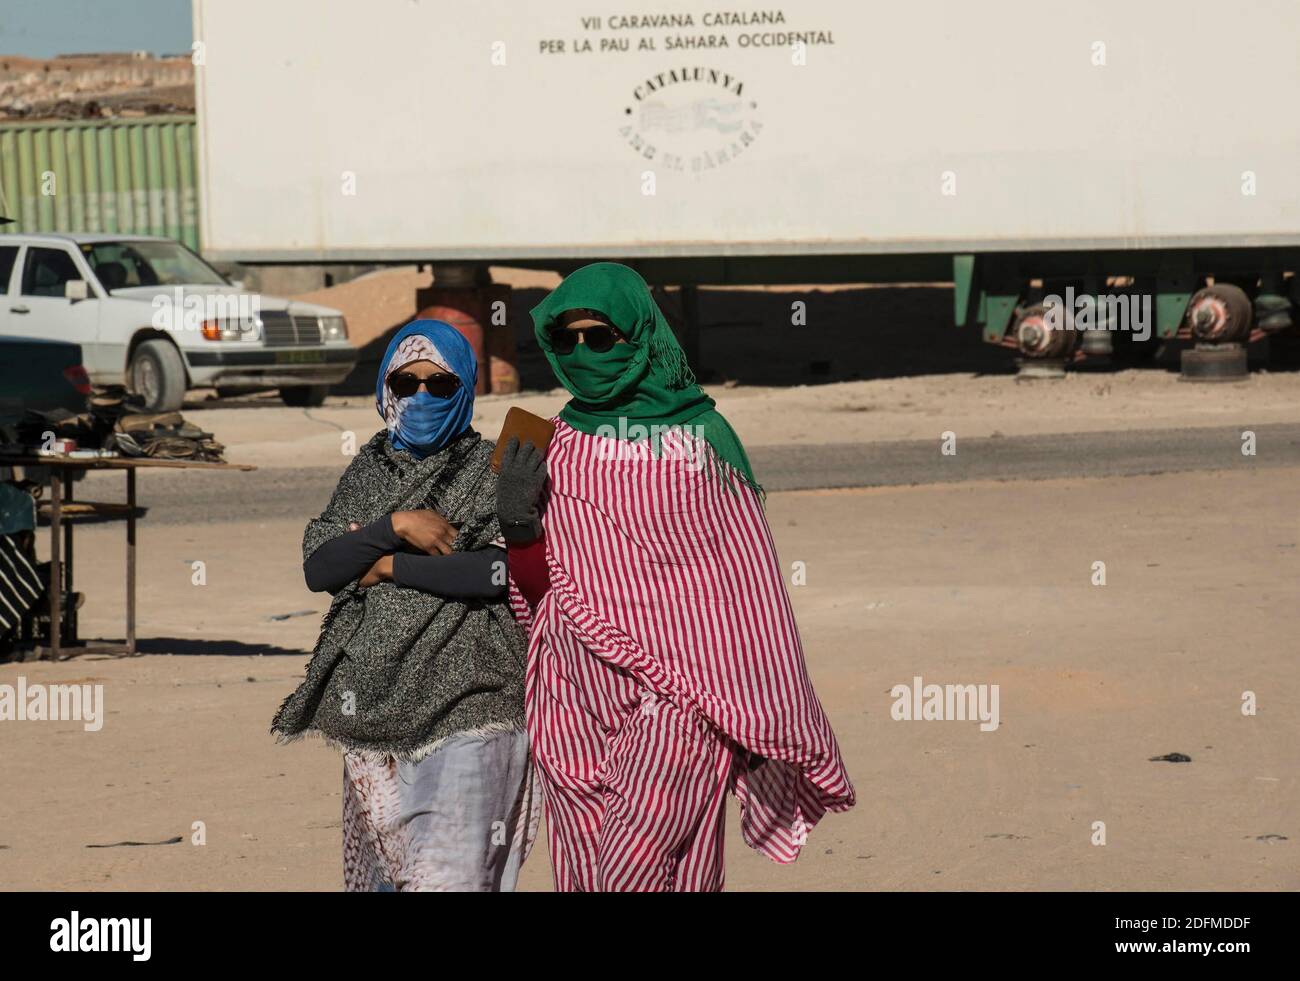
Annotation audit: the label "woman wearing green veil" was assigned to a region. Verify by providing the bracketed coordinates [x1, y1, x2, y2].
[496, 262, 854, 892]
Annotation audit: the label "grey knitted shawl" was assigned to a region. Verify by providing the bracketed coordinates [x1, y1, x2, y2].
[270, 429, 527, 761]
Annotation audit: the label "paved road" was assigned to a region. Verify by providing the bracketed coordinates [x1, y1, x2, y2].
[76, 422, 1300, 525]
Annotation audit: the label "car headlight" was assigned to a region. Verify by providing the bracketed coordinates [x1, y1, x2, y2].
[321, 315, 348, 341]
[201, 318, 254, 341]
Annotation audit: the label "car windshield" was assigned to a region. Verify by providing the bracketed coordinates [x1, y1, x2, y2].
[80, 240, 229, 289]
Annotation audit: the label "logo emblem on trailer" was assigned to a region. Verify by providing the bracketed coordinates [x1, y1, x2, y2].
[619, 66, 762, 174]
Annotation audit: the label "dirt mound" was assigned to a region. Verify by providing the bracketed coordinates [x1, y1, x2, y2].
[291, 266, 562, 394]
[0, 54, 193, 121]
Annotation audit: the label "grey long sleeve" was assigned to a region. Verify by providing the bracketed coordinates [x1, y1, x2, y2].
[303, 514, 403, 593]
[303, 514, 506, 599]
[391, 548, 507, 600]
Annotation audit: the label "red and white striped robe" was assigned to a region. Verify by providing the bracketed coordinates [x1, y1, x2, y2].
[512, 421, 855, 866]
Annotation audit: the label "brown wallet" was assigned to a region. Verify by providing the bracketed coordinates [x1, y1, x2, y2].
[490, 407, 557, 472]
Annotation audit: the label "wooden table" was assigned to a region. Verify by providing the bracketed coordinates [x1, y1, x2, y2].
[1, 455, 256, 660]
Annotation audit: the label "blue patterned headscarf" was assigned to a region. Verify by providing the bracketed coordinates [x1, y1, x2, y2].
[375, 320, 477, 458]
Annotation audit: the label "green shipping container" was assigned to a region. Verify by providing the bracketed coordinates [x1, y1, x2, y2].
[0, 115, 199, 251]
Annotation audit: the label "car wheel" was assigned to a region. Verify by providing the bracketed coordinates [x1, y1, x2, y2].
[129, 339, 187, 412]
[279, 384, 329, 407]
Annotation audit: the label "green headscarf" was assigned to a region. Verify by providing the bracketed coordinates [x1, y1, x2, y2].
[531, 262, 760, 494]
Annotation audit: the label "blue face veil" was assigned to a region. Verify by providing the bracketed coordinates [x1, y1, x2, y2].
[375, 320, 477, 458]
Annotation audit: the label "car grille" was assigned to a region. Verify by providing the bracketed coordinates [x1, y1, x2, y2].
[261, 311, 322, 347]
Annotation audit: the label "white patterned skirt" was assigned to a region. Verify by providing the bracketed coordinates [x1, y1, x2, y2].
[342, 728, 539, 892]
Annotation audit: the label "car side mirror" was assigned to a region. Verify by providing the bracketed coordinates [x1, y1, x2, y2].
[64, 280, 89, 301]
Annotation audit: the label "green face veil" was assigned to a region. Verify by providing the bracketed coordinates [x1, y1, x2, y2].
[553, 337, 638, 403]
[531, 262, 760, 493]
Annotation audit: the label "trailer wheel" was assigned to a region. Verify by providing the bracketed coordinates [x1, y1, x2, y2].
[129, 339, 187, 412]
[1186, 284, 1252, 343]
[280, 384, 329, 407]
[1014, 304, 1076, 357]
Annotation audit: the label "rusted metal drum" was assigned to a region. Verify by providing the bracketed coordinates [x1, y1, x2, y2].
[414, 282, 518, 395]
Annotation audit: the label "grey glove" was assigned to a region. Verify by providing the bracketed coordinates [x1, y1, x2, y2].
[497, 436, 548, 545]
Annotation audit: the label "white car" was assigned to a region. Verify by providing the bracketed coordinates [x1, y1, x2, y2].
[0, 233, 356, 410]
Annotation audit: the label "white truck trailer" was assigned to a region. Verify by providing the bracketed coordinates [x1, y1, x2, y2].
[192, 0, 1300, 375]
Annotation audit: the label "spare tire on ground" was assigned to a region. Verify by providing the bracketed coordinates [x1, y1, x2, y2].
[1180, 343, 1249, 382]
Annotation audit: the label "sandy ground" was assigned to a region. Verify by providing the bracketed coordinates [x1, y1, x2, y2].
[1, 459, 1295, 890]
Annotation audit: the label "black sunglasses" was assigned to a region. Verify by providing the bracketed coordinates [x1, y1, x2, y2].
[388, 370, 460, 399]
[548, 324, 623, 354]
